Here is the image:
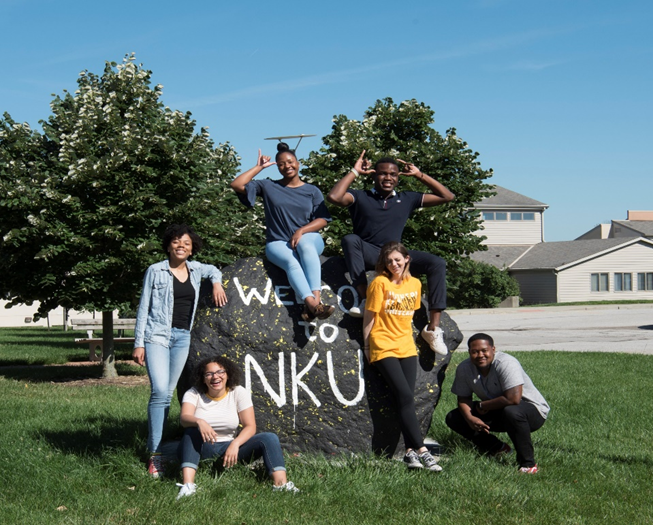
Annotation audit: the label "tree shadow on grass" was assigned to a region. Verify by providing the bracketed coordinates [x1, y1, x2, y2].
[38, 415, 146, 457]
[0, 362, 147, 383]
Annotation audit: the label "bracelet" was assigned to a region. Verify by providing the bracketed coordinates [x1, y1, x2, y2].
[350, 168, 359, 177]
[478, 401, 483, 411]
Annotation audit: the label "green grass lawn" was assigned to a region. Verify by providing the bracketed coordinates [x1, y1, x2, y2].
[1, 328, 652, 524]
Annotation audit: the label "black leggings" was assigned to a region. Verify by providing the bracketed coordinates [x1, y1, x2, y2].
[375, 356, 424, 451]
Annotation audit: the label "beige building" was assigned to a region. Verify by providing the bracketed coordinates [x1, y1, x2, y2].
[0, 302, 85, 328]
[472, 186, 653, 304]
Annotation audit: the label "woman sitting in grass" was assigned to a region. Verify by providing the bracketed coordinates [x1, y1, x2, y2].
[363, 241, 442, 471]
[176, 355, 299, 499]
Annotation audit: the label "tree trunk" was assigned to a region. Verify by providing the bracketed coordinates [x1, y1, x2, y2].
[101, 310, 118, 378]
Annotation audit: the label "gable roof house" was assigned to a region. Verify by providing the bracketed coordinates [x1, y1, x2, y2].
[474, 186, 548, 246]
[471, 187, 653, 304]
[576, 210, 653, 241]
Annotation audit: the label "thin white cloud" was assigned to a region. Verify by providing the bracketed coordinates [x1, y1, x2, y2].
[179, 27, 568, 109]
[495, 59, 570, 71]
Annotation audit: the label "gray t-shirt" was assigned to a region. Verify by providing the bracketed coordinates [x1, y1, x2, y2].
[238, 178, 331, 243]
[451, 351, 550, 419]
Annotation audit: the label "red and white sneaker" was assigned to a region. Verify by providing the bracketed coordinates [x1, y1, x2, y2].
[519, 464, 538, 474]
[148, 454, 165, 478]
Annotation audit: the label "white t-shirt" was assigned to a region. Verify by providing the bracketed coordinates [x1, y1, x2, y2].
[181, 385, 253, 442]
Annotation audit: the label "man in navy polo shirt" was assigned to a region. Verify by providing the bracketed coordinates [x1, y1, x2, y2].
[327, 151, 455, 355]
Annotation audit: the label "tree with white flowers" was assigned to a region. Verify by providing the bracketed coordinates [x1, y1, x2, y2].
[0, 54, 244, 376]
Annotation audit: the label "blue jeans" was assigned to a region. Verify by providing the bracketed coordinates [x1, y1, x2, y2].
[145, 327, 191, 453]
[266, 232, 324, 301]
[178, 428, 287, 475]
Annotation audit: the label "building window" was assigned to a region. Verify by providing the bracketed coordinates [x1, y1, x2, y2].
[591, 273, 609, 292]
[484, 211, 534, 221]
[510, 212, 535, 221]
[614, 273, 632, 291]
[638, 273, 653, 291]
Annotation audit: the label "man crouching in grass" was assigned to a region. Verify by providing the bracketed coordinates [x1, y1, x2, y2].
[445, 333, 549, 474]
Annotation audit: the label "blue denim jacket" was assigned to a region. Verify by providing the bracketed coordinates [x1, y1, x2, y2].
[134, 259, 222, 348]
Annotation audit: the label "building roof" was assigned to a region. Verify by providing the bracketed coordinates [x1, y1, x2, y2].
[470, 245, 532, 269]
[474, 185, 548, 210]
[510, 237, 653, 271]
[612, 220, 653, 237]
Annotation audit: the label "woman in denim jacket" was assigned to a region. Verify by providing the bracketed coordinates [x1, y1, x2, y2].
[133, 224, 227, 478]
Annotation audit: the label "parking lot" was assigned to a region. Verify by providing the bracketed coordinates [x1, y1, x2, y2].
[449, 304, 653, 354]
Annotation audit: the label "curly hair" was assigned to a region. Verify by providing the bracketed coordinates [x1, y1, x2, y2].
[161, 223, 203, 257]
[375, 241, 412, 281]
[192, 355, 241, 394]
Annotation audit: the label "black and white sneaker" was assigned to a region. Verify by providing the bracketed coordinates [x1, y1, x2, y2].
[419, 451, 443, 472]
[403, 450, 423, 469]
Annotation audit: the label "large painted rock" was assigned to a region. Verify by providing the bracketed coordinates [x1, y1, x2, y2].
[179, 257, 463, 457]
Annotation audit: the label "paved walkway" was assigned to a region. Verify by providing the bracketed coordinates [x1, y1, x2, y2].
[448, 304, 653, 355]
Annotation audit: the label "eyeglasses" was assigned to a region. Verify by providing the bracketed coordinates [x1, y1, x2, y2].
[203, 369, 227, 378]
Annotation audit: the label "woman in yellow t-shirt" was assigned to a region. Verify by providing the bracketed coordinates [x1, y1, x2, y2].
[363, 241, 442, 472]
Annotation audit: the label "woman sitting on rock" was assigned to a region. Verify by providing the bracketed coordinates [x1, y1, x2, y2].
[230, 142, 333, 321]
[176, 355, 299, 499]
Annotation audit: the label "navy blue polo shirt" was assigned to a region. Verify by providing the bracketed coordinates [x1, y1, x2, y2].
[346, 189, 424, 247]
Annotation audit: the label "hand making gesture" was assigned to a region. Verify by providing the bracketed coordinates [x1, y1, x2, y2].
[257, 149, 276, 169]
[397, 159, 423, 178]
[353, 150, 375, 176]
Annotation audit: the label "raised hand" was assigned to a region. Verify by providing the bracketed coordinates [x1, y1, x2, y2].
[257, 149, 276, 169]
[397, 159, 422, 178]
[354, 150, 375, 175]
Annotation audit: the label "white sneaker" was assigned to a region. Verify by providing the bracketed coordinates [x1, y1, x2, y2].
[349, 299, 366, 318]
[273, 481, 300, 493]
[176, 482, 197, 500]
[421, 326, 448, 355]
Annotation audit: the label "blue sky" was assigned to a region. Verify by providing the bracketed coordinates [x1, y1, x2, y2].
[2, 0, 651, 241]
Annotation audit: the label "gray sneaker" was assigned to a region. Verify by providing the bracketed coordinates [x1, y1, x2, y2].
[403, 450, 423, 469]
[419, 451, 443, 472]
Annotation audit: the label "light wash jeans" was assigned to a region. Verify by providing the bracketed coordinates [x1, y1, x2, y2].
[145, 327, 191, 453]
[266, 232, 324, 301]
[179, 428, 286, 475]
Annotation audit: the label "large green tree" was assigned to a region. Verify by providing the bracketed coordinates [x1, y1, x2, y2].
[301, 98, 494, 260]
[0, 54, 243, 376]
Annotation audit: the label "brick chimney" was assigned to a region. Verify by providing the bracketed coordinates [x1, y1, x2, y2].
[627, 210, 653, 221]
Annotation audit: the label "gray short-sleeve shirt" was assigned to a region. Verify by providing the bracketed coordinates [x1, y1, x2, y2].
[451, 351, 550, 419]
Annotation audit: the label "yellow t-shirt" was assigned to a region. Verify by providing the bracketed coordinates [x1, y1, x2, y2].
[366, 275, 421, 363]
